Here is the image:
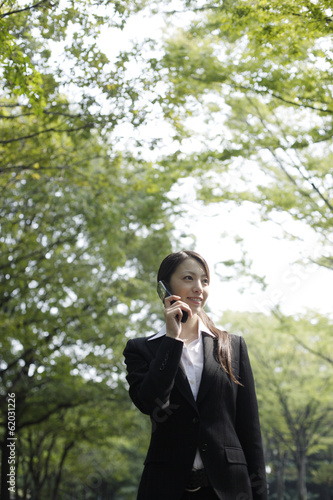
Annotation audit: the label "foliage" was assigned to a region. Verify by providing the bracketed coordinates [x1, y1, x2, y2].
[14, 385, 150, 499]
[0, 0, 146, 112]
[221, 310, 333, 499]
[0, 103, 176, 497]
[0, 1, 184, 498]
[153, 0, 333, 271]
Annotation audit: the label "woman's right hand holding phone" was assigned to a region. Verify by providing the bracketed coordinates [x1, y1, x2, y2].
[164, 295, 192, 340]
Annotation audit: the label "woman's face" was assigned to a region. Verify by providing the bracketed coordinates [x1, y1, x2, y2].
[169, 258, 209, 315]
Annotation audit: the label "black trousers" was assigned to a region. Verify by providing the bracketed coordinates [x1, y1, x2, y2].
[181, 486, 220, 500]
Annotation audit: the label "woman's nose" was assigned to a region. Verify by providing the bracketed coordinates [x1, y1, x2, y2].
[193, 280, 203, 292]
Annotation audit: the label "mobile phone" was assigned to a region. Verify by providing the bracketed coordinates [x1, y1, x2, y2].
[157, 281, 188, 323]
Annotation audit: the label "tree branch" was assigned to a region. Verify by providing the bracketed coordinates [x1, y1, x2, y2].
[164, 4, 221, 15]
[289, 333, 332, 365]
[245, 96, 333, 217]
[270, 108, 333, 213]
[20, 400, 90, 429]
[0, 124, 94, 144]
[237, 85, 333, 114]
[0, 165, 68, 173]
[0, 110, 84, 120]
[272, 310, 333, 365]
[0, 0, 52, 19]
[0, 231, 82, 272]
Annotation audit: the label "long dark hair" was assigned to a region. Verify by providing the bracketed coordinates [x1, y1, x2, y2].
[157, 250, 240, 385]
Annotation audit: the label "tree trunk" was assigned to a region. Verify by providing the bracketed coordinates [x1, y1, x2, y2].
[276, 452, 286, 500]
[296, 450, 307, 500]
[1, 429, 14, 500]
[51, 440, 75, 500]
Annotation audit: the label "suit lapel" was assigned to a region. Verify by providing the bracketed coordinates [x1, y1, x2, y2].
[145, 335, 197, 410]
[175, 362, 198, 410]
[196, 333, 220, 404]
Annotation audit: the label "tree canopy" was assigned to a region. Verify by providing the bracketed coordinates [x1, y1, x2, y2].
[154, 0, 333, 272]
[222, 310, 333, 500]
[0, 1, 182, 498]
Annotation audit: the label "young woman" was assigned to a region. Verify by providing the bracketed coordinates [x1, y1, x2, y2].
[123, 251, 267, 500]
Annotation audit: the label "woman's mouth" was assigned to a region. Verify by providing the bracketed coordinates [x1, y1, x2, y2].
[188, 297, 203, 304]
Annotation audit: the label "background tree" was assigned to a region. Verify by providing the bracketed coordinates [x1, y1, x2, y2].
[221, 310, 333, 500]
[152, 0, 333, 273]
[0, 1, 186, 498]
[0, 112, 177, 498]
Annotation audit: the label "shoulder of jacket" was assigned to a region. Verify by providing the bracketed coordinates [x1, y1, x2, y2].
[125, 333, 159, 347]
[229, 333, 248, 352]
[229, 333, 242, 343]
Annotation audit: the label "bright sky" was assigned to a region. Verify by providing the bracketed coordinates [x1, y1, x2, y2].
[171, 185, 333, 319]
[100, 4, 333, 319]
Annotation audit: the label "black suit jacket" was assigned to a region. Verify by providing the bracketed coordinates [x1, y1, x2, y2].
[123, 331, 268, 500]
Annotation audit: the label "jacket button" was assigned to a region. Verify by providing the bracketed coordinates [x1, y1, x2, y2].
[201, 443, 208, 452]
[192, 417, 199, 424]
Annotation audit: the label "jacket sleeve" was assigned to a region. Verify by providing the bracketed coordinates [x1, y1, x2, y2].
[236, 336, 268, 500]
[123, 336, 184, 415]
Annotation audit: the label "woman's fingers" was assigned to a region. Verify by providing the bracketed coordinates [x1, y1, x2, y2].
[163, 294, 180, 307]
[164, 296, 192, 320]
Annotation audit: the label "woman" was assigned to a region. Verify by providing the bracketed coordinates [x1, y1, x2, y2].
[123, 251, 267, 500]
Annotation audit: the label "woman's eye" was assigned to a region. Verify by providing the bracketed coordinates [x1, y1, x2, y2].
[184, 275, 192, 280]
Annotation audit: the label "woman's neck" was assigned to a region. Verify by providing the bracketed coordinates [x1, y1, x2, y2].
[179, 314, 199, 345]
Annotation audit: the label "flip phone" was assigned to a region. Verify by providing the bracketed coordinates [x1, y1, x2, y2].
[157, 281, 188, 323]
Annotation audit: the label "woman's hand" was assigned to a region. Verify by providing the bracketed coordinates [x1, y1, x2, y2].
[164, 295, 192, 339]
